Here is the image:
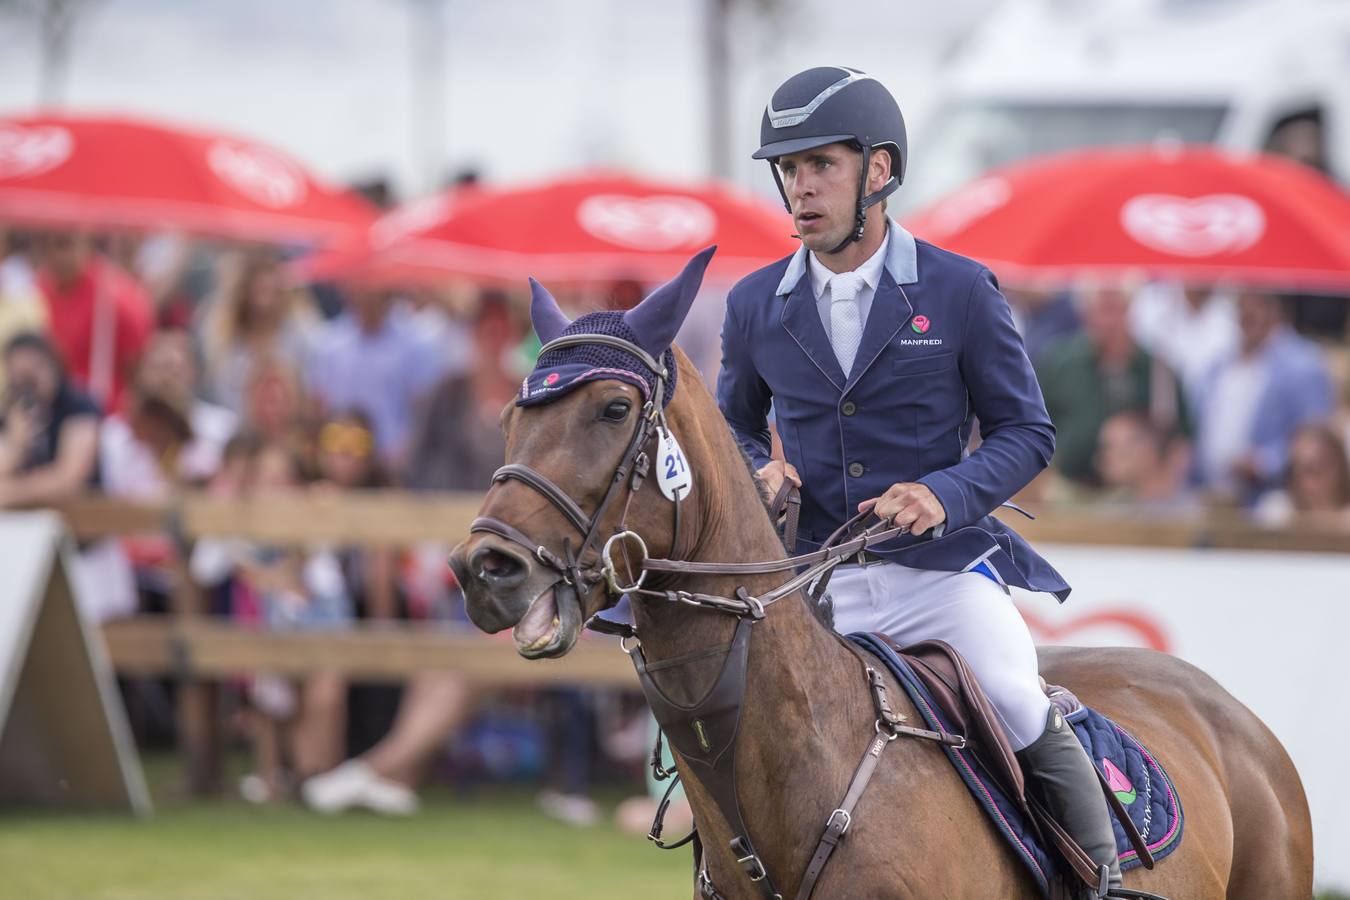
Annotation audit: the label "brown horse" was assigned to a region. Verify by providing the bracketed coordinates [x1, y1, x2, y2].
[449, 271, 1312, 898]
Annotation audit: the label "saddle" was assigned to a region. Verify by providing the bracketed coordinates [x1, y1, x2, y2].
[898, 637, 1027, 802]
[871, 635, 1165, 893]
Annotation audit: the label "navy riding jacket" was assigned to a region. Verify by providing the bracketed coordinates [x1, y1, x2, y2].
[716, 221, 1070, 601]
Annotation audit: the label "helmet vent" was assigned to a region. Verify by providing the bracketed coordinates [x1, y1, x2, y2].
[766, 68, 873, 129]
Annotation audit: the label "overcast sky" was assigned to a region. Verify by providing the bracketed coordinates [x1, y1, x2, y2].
[0, 0, 997, 202]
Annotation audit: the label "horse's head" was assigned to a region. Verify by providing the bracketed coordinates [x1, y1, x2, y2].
[449, 247, 715, 658]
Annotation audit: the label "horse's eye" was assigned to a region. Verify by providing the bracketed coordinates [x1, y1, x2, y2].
[601, 399, 631, 422]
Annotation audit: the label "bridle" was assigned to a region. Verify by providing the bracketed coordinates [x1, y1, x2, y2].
[467, 332, 673, 605]
[467, 331, 914, 627]
[466, 330, 957, 900]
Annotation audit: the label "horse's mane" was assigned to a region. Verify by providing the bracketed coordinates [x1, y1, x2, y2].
[673, 346, 836, 631]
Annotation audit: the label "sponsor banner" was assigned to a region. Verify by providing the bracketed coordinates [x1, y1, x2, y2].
[1014, 544, 1350, 889]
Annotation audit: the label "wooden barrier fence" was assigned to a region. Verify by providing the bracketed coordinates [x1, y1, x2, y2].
[101, 617, 635, 686]
[53, 490, 1350, 794]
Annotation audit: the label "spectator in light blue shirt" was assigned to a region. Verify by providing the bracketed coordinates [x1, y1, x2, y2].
[306, 287, 454, 467]
[1192, 292, 1333, 505]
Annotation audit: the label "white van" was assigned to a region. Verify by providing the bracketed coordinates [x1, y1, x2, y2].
[898, 0, 1350, 215]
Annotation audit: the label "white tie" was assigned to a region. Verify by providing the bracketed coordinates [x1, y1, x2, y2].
[828, 271, 866, 377]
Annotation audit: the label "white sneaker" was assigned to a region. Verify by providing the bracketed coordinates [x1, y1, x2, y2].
[537, 789, 601, 827]
[239, 773, 277, 805]
[301, 760, 420, 816]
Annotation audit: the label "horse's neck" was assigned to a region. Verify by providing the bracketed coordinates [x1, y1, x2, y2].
[632, 571, 854, 708]
[631, 387, 854, 702]
[631, 380, 908, 892]
[623, 367, 950, 895]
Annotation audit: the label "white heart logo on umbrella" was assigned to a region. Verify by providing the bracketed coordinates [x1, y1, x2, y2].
[0, 125, 73, 179]
[207, 141, 307, 209]
[576, 194, 716, 251]
[1120, 193, 1265, 258]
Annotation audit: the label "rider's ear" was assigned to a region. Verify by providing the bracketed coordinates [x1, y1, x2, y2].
[623, 245, 717, 359]
[869, 148, 891, 193]
[529, 277, 572, 344]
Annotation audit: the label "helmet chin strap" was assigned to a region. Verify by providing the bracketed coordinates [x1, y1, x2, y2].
[825, 145, 899, 255]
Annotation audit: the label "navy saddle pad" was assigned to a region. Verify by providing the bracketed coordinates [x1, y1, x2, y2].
[849, 632, 1184, 898]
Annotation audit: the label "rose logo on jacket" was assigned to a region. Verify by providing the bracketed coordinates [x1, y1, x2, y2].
[911, 315, 931, 334]
[545, 372, 561, 386]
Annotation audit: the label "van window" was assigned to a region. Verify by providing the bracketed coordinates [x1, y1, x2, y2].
[900, 101, 1229, 213]
[1264, 108, 1328, 176]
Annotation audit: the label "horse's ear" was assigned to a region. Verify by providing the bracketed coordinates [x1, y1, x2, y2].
[529, 277, 571, 344]
[623, 245, 716, 359]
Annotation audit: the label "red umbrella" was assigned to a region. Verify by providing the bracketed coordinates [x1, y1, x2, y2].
[904, 146, 1350, 291]
[0, 113, 377, 245]
[291, 188, 481, 286]
[303, 171, 798, 286]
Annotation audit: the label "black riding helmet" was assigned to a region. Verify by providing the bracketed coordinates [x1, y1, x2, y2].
[754, 66, 907, 253]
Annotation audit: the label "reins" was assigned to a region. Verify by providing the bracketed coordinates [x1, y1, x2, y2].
[467, 331, 961, 900]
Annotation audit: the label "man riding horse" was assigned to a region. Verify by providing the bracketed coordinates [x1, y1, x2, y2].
[717, 66, 1124, 896]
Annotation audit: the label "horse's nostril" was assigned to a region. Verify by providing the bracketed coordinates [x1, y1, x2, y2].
[470, 546, 526, 584]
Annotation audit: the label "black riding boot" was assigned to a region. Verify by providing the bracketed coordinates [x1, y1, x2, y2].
[1018, 706, 1123, 898]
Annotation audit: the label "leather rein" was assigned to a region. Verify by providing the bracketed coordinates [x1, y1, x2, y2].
[467, 332, 964, 900]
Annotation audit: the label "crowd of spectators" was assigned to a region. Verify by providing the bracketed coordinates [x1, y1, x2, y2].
[1014, 280, 1350, 523]
[0, 222, 648, 820]
[3, 207, 1350, 825]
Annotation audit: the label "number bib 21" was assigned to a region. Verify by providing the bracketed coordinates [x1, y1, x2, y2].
[657, 427, 693, 501]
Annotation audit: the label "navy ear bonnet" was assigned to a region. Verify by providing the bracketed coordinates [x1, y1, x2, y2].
[517, 311, 677, 408]
[516, 245, 715, 410]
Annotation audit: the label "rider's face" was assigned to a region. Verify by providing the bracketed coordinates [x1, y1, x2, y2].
[777, 144, 863, 254]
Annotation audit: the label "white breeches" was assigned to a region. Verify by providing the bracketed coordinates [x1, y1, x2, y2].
[827, 561, 1051, 751]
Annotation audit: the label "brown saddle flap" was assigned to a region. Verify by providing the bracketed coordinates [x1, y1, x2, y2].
[881, 636, 1158, 884]
[890, 637, 1029, 809]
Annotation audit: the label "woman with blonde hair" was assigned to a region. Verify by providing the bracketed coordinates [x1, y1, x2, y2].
[199, 249, 317, 415]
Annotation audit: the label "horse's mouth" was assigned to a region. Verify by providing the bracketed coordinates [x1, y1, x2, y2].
[512, 583, 582, 659]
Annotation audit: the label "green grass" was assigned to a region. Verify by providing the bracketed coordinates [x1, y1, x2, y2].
[7, 785, 1349, 900]
[0, 760, 690, 900]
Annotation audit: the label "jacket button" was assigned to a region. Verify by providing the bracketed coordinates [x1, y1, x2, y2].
[848, 462, 864, 477]
[841, 401, 857, 416]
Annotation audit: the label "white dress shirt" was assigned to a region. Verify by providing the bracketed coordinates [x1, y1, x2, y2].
[808, 230, 891, 343]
